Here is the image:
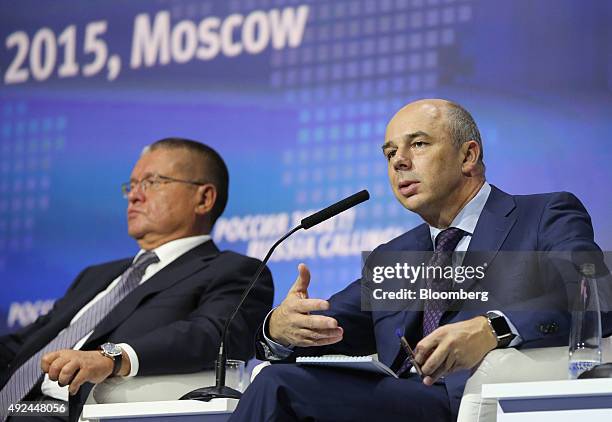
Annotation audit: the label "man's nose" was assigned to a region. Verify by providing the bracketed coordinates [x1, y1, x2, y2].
[392, 149, 412, 171]
[127, 185, 145, 202]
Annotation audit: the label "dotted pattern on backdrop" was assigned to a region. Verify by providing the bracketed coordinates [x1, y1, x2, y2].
[269, 0, 473, 214]
[161, 0, 474, 221]
[157, 0, 216, 18]
[274, 0, 473, 296]
[166, 0, 475, 297]
[1, 1, 473, 301]
[166, 0, 473, 223]
[0, 102, 67, 271]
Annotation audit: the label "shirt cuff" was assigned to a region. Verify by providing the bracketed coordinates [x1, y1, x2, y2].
[118, 343, 139, 377]
[488, 310, 522, 347]
[261, 308, 294, 360]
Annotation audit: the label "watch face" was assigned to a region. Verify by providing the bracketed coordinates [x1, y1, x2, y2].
[101, 342, 122, 356]
[488, 315, 511, 337]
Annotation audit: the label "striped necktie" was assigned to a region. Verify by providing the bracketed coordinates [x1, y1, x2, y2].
[422, 227, 466, 337]
[396, 228, 465, 377]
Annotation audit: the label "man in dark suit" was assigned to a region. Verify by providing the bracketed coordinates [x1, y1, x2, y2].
[229, 99, 610, 422]
[0, 138, 274, 421]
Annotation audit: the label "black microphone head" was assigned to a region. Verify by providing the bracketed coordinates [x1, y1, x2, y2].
[300, 189, 370, 230]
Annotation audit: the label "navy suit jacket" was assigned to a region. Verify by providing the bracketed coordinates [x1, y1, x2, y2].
[260, 186, 611, 421]
[0, 240, 274, 421]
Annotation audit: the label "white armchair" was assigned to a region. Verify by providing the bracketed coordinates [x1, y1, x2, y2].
[85, 359, 259, 406]
[80, 369, 246, 421]
[457, 335, 612, 422]
[86, 371, 218, 404]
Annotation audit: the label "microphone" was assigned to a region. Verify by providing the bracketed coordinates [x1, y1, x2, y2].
[300, 189, 370, 229]
[180, 189, 370, 402]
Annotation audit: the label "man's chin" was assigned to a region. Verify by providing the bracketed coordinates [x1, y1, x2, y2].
[127, 227, 145, 240]
[395, 193, 422, 212]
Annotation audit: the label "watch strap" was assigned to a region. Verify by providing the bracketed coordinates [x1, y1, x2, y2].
[100, 347, 122, 376]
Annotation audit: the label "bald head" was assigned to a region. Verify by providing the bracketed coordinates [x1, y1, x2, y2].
[382, 98, 485, 227]
[390, 98, 449, 121]
[387, 99, 484, 165]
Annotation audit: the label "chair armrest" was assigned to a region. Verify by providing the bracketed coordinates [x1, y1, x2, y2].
[92, 371, 216, 404]
[458, 336, 612, 422]
[250, 361, 271, 382]
[464, 346, 569, 394]
[466, 336, 612, 394]
[91, 358, 263, 404]
[458, 346, 568, 422]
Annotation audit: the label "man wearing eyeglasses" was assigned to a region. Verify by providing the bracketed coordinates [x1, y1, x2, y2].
[0, 138, 274, 422]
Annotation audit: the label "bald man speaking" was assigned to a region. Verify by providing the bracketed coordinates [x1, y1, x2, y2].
[229, 99, 610, 422]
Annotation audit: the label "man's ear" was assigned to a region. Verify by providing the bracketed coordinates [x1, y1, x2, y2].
[195, 184, 217, 216]
[461, 140, 481, 175]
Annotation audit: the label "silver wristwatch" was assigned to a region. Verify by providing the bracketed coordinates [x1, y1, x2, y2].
[100, 342, 123, 376]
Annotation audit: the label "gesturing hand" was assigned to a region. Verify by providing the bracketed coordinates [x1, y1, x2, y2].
[269, 263, 343, 347]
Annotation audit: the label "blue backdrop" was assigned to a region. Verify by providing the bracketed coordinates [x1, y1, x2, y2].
[1, 0, 611, 334]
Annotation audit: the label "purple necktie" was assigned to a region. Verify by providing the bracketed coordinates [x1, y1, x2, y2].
[0, 251, 159, 422]
[422, 227, 466, 337]
[397, 227, 465, 377]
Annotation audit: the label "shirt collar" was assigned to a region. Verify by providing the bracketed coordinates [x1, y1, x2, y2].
[429, 181, 491, 246]
[134, 234, 211, 266]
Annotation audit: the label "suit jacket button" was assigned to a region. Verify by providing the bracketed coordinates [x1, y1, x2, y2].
[550, 322, 559, 333]
[538, 324, 547, 334]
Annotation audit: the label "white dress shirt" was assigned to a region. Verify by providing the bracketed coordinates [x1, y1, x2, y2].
[41, 234, 211, 400]
[428, 181, 491, 258]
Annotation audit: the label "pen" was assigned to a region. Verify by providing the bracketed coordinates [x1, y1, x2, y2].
[395, 329, 424, 377]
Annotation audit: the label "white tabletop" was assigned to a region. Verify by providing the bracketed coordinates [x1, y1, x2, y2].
[481, 378, 612, 422]
[82, 398, 238, 420]
[482, 378, 612, 399]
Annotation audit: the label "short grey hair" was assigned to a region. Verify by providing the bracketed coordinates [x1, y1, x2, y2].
[445, 102, 485, 167]
[143, 138, 229, 226]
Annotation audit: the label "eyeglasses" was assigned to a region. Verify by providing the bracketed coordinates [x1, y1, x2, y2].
[121, 174, 206, 198]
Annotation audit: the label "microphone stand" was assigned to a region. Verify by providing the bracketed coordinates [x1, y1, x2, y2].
[180, 226, 301, 401]
[180, 189, 369, 401]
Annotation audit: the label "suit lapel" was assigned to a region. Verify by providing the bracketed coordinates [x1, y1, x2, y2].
[74, 262, 131, 311]
[409, 223, 434, 252]
[399, 223, 432, 322]
[449, 185, 517, 307]
[377, 224, 432, 366]
[86, 241, 220, 345]
[44, 261, 131, 335]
